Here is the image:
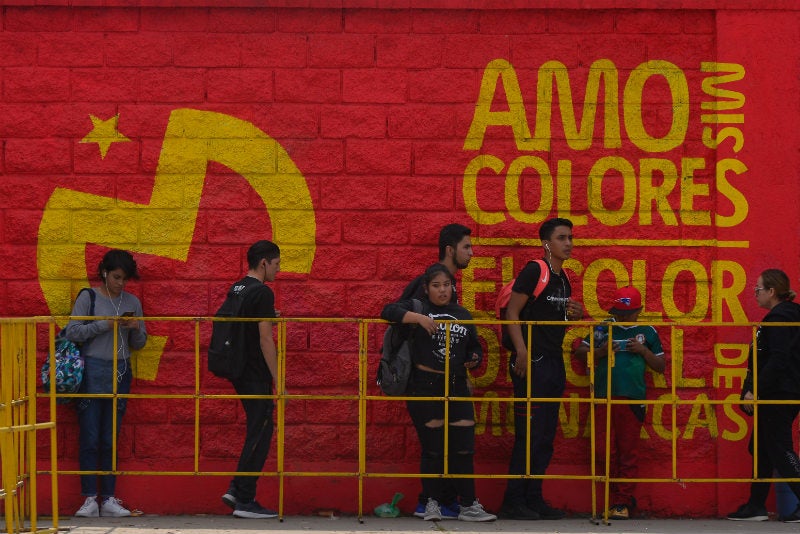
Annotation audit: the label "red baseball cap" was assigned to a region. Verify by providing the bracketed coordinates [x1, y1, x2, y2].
[609, 286, 642, 314]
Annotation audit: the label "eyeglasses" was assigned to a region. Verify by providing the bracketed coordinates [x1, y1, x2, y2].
[754, 286, 767, 295]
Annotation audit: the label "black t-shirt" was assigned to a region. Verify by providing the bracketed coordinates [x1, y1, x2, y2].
[511, 260, 571, 359]
[235, 276, 277, 382]
[381, 299, 482, 376]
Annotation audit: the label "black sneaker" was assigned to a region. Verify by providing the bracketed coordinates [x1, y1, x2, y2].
[500, 502, 540, 520]
[780, 504, 800, 523]
[727, 502, 768, 521]
[233, 500, 278, 519]
[530, 500, 565, 520]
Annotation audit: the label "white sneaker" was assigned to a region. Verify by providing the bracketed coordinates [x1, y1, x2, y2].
[75, 496, 99, 517]
[100, 496, 131, 517]
[458, 499, 497, 522]
[423, 498, 442, 521]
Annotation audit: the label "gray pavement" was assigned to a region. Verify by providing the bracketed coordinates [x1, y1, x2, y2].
[19, 515, 800, 534]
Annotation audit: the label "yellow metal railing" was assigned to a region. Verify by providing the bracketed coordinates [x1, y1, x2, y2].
[1, 316, 796, 530]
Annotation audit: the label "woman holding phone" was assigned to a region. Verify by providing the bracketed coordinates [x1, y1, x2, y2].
[66, 249, 147, 518]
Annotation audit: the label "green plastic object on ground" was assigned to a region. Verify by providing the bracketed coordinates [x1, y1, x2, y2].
[373, 492, 404, 517]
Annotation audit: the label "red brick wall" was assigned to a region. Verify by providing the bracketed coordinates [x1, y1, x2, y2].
[4, 1, 800, 517]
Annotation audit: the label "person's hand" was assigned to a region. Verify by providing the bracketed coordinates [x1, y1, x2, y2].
[415, 313, 437, 335]
[511, 353, 528, 377]
[565, 299, 583, 320]
[464, 353, 480, 370]
[742, 390, 754, 415]
[120, 318, 139, 330]
[594, 341, 610, 360]
[626, 338, 651, 357]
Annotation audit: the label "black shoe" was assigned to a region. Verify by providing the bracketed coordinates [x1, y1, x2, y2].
[727, 502, 768, 521]
[530, 500, 565, 520]
[233, 500, 278, 519]
[500, 502, 540, 520]
[780, 504, 800, 523]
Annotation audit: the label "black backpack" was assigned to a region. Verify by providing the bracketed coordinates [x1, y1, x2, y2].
[208, 281, 258, 380]
[376, 299, 423, 396]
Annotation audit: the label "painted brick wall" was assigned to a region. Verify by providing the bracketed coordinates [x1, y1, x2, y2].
[3, 0, 800, 518]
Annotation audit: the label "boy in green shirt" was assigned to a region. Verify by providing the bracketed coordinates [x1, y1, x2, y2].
[574, 286, 665, 520]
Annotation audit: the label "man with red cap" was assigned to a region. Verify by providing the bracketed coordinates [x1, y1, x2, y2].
[574, 286, 666, 520]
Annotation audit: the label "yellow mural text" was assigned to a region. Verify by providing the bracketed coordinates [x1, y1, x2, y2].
[38, 109, 316, 380]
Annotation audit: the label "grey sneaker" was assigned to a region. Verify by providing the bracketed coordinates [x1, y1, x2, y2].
[221, 491, 238, 510]
[423, 498, 442, 521]
[75, 496, 99, 517]
[458, 499, 497, 522]
[100, 496, 131, 517]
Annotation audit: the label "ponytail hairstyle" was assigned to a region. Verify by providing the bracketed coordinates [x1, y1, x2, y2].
[760, 268, 797, 301]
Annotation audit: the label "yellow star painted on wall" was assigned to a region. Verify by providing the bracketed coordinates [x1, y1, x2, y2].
[80, 114, 131, 159]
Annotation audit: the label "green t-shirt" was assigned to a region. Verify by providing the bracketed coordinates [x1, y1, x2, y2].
[582, 322, 664, 399]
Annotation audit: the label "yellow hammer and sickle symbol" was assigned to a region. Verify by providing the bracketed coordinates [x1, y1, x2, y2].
[37, 109, 317, 380]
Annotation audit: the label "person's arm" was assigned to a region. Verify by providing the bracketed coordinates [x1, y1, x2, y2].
[756, 319, 794, 394]
[381, 300, 436, 335]
[506, 290, 530, 377]
[64, 290, 111, 343]
[259, 320, 278, 383]
[627, 337, 665, 373]
[124, 298, 147, 349]
[464, 323, 483, 369]
[574, 337, 611, 365]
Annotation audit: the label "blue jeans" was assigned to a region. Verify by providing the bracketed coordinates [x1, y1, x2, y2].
[76, 357, 132, 497]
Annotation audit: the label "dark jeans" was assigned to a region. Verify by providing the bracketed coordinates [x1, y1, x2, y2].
[76, 358, 132, 497]
[504, 354, 565, 507]
[406, 369, 476, 506]
[747, 395, 800, 507]
[229, 378, 275, 503]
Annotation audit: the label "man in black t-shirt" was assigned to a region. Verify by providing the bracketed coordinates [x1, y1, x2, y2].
[220, 240, 281, 519]
[501, 218, 583, 521]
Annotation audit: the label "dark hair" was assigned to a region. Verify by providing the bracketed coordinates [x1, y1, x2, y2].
[760, 268, 797, 301]
[98, 249, 139, 280]
[539, 217, 573, 241]
[247, 240, 280, 269]
[424, 263, 452, 286]
[438, 223, 472, 261]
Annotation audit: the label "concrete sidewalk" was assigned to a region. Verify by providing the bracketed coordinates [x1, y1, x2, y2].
[24, 515, 800, 534]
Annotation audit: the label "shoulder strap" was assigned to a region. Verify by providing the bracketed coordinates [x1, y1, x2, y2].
[411, 298, 423, 314]
[531, 259, 550, 300]
[76, 288, 96, 321]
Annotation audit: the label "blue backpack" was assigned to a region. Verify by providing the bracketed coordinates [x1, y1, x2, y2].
[41, 288, 95, 402]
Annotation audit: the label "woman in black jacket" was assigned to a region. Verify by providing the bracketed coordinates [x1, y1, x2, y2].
[728, 269, 800, 522]
[381, 263, 495, 522]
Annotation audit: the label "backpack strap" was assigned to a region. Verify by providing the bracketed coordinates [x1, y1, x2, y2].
[74, 288, 96, 323]
[530, 259, 550, 300]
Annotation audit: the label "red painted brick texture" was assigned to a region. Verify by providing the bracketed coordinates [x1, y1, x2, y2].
[1, 1, 798, 519]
